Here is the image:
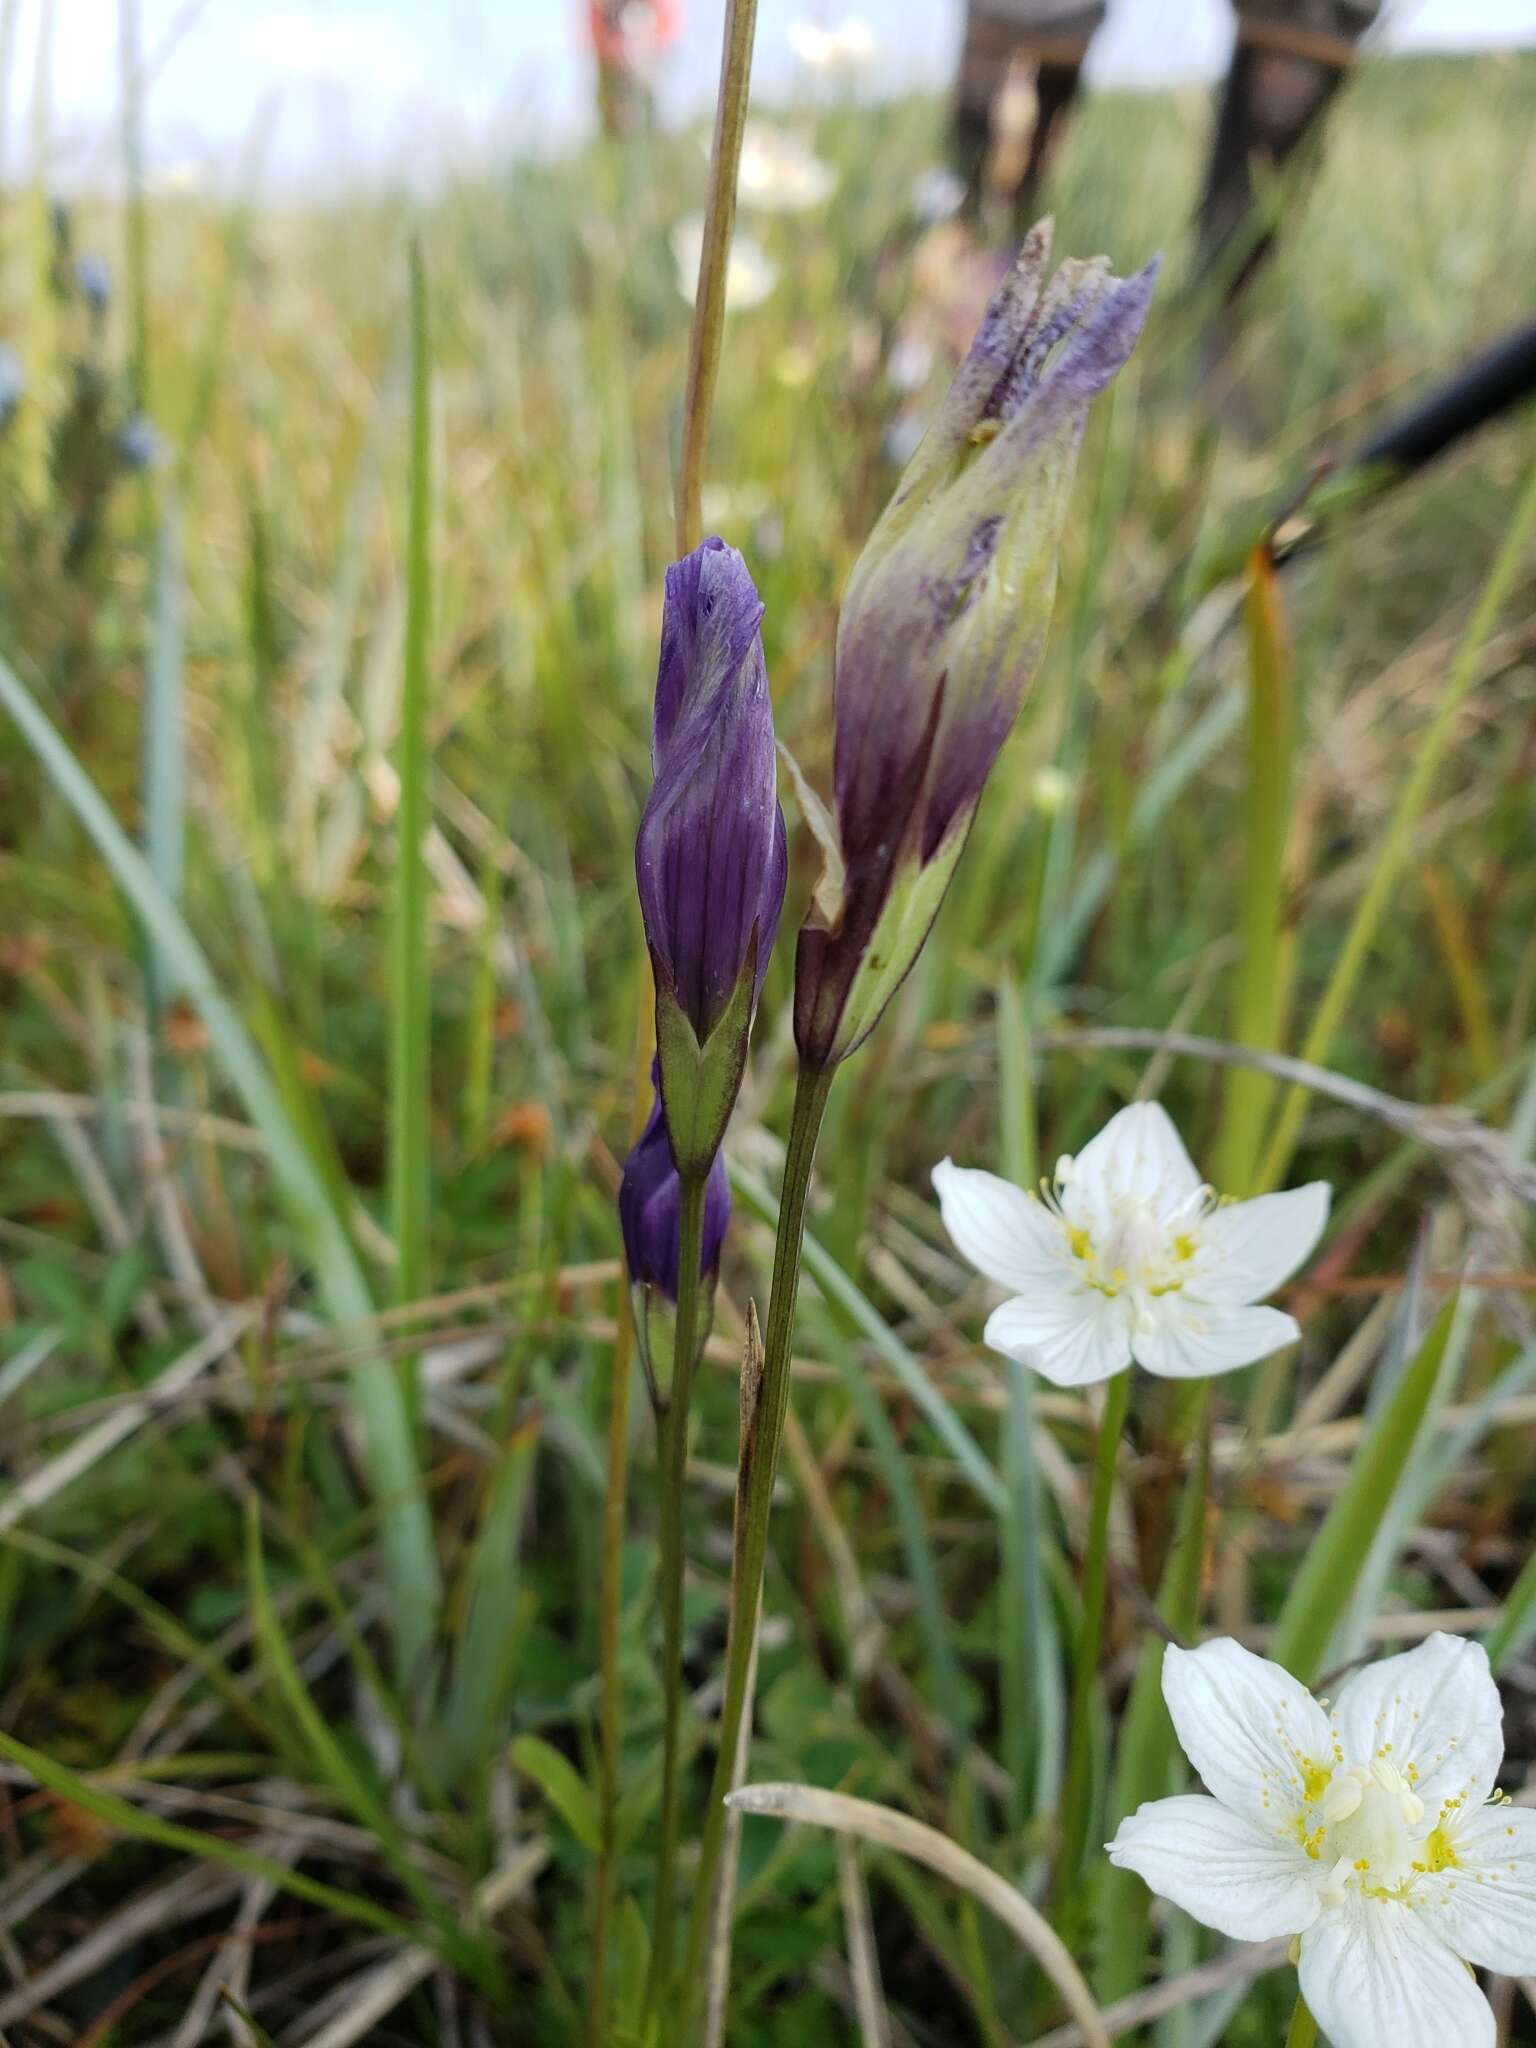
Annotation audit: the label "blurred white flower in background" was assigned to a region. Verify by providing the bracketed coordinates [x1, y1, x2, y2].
[911, 165, 967, 226]
[1110, 1634, 1536, 2048]
[670, 216, 777, 311]
[1030, 763, 1074, 815]
[885, 326, 935, 394]
[788, 18, 877, 74]
[736, 121, 835, 211]
[934, 1101, 1329, 1386]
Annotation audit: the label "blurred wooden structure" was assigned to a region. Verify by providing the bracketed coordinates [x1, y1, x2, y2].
[954, 0, 1382, 304]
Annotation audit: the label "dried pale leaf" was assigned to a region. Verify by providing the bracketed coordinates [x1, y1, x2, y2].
[727, 1783, 1108, 2048]
[837, 1838, 891, 2048]
[1025, 1935, 1291, 2048]
[777, 738, 845, 928]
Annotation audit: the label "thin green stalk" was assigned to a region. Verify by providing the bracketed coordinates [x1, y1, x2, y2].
[1256, 455, 1536, 1191]
[674, 0, 759, 556]
[17, 0, 52, 508]
[589, 1293, 636, 2045]
[646, 1170, 710, 2015]
[391, 243, 433, 1443]
[679, 1060, 836, 2038]
[1217, 545, 1292, 1193]
[997, 975, 1061, 1842]
[118, 0, 149, 415]
[1488, 1545, 1536, 1675]
[461, 846, 502, 1153]
[1095, 1397, 1210, 2005]
[1053, 1369, 1132, 1906]
[590, 980, 656, 2045]
[141, 496, 184, 1033]
[1284, 1994, 1318, 2047]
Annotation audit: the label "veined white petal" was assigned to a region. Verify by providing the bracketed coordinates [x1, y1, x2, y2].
[1107, 1794, 1320, 1941]
[1068, 1101, 1201, 1220]
[982, 1291, 1131, 1387]
[1130, 1300, 1298, 1379]
[1331, 1633, 1504, 1816]
[1161, 1638, 1335, 1831]
[1298, 1893, 1495, 2048]
[932, 1158, 1073, 1293]
[1416, 1802, 1536, 1975]
[1185, 1183, 1330, 1304]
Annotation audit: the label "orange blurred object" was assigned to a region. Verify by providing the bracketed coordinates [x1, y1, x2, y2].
[586, 0, 682, 65]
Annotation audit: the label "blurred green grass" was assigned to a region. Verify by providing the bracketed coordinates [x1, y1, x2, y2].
[1, 48, 1535, 2045]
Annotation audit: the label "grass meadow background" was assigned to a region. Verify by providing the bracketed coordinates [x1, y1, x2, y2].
[1, 35, 1535, 2046]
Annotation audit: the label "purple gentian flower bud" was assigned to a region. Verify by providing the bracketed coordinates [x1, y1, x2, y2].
[636, 536, 787, 1175]
[638, 536, 787, 1041]
[795, 221, 1158, 1068]
[619, 1084, 731, 1301]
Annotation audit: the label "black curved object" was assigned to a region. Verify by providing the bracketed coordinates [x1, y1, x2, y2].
[1356, 317, 1536, 476]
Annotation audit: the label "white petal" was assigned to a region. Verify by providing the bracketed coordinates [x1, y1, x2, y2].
[1161, 1638, 1336, 1831]
[1299, 1894, 1495, 2048]
[931, 1158, 1072, 1293]
[1331, 1633, 1504, 1815]
[1107, 1794, 1320, 1941]
[1186, 1183, 1330, 1304]
[1416, 1802, 1536, 1975]
[1068, 1101, 1202, 1221]
[1130, 1300, 1299, 1378]
[983, 1290, 1131, 1387]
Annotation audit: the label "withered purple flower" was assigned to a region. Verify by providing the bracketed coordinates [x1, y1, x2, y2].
[637, 536, 787, 1174]
[795, 222, 1158, 1069]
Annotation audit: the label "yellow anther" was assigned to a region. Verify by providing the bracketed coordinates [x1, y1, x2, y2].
[1423, 1826, 1459, 1874]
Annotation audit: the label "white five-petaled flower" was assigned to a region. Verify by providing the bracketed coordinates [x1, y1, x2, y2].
[932, 1101, 1329, 1386]
[1108, 1634, 1536, 2048]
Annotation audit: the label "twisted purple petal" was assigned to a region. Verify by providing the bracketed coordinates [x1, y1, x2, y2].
[832, 248, 1159, 894]
[618, 1082, 732, 1300]
[636, 536, 788, 1042]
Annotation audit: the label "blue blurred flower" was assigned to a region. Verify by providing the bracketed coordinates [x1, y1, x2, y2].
[0, 343, 24, 429]
[75, 253, 112, 315]
[118, 412, 162, 471]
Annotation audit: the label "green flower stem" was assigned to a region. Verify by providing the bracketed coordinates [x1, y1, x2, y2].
[678, 1060, 836, 2039]
[1053, 1367, 1132, 1907]
[1285, 1993, 1318, 2047]
[674, 0, 759, 557]
[646, 1169, 711, 2015]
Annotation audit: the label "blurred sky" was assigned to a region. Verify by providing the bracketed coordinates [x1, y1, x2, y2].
[9, 0, 1535, 190]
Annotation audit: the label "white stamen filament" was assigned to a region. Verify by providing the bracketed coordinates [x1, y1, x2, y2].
[1319, 1856, 1354, 1909]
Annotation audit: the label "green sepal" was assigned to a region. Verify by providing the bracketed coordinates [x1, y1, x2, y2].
[633, 1274, 719, 1408]
[653, 942, 757, 1178]
[825, 820, 971, 1064]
